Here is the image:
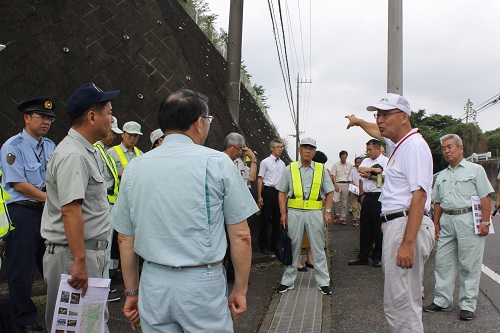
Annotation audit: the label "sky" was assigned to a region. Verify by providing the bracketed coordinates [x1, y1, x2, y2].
[208, 0, 500, 169]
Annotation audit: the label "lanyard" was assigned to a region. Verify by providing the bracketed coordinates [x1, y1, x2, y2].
[387, 130, 420, 165]
[21, 132, 44, 164]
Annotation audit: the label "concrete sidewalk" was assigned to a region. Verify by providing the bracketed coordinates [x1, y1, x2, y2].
[258, 214, 500, 333]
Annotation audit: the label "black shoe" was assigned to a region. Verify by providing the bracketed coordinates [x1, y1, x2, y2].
[276, 284, 294, 294]
[423, 302, 452, 313]
[318, 285, 332, 295]
[348, 258, 369, 266]
[305, 260, 314, 269]
[460, 310, 475, 321]
[373, 260, 382, 267]
[298, 266, 308, 272]
[107, 290, 121, 302]
[17, 323, 46, 333]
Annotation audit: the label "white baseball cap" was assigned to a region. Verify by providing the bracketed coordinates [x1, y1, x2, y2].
[123, 121, 143, 135]
[299, 137, 317, 148]
[150, 129, 164, 149]
[366, 93, 411, 115]
[111, 116, 123, 134]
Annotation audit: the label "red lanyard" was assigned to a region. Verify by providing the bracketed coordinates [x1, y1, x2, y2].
[387, 130, 420, 165]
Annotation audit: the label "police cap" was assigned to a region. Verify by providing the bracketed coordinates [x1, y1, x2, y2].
[17, 97, 56, 117]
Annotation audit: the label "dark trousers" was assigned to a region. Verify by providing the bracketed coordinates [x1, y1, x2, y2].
[4, 204, 45, 327]
[259, 186, 280, 252]
[0, 299, 17, 333]
[358, 193, 383, 261]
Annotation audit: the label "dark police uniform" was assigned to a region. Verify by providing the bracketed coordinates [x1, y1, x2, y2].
[0, 97, 56, 332]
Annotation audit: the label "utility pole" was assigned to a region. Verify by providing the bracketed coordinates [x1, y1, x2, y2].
[295, 74, 312, 160]
[464, 98, 473, 123]
[387, 0, 403, 95]
[226, 0, 244, 126]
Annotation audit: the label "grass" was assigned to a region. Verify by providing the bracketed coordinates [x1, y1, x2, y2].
[32, 295, 46, 306]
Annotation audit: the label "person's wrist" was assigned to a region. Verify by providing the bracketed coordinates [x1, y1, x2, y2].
[124, 289, 139, 297]
[325, 208, 332, 213]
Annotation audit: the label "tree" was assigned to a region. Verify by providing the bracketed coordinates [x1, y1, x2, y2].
[485, 128, 500, 158]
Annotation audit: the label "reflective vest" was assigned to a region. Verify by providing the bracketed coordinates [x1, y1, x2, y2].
[94, 143, 120, 204]
[287, 162, 324, 210]
[112, 145, 141, 171]
[0, 170, 14, 239]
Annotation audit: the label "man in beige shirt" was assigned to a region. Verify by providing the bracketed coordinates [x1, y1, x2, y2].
[330, 151, 353, 224]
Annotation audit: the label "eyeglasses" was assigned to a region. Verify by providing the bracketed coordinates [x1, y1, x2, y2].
[273, 146, 283, 150]
[30, 113, 55, 123]
[232, 145, 244, 151]
[202, 115, 213, 123]
[373, 111, 403, 119]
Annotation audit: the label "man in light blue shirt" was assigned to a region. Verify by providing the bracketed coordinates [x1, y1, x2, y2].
[111, 89, 258, 332]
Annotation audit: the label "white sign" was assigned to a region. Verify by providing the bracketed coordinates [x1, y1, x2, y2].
[471, 195, 495, 235]
[348, 184, 359, 196]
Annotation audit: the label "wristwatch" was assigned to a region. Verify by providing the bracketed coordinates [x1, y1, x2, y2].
[481, 221, 491, 227]
[251, 159, 258, 163]
[325, 208, 332, 213]
[124, 289, 139, 297]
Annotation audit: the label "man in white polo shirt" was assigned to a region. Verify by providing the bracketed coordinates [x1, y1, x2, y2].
[367, 93, 435, 333]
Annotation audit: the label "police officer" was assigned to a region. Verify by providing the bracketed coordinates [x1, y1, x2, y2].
[0, 97, 57, 333]
[41, 82, 119, 332]
[108, 121, 144, 177]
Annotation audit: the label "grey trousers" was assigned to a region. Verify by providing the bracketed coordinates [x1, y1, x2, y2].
[43, 244, 109, 332]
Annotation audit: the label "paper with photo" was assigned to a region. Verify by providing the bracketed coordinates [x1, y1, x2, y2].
[471, 196, 495, 235]
[348, 184, 359, 195]
[51, 274, 110, 333]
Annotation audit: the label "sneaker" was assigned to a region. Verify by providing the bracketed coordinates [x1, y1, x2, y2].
[107, 290, 121, 302]
[423, 302, 452, 312]
[353, 220, 359, 226]
[459, 310, 475, 321]
[318, 285, 332, 295]
[276, 284, 294, 294]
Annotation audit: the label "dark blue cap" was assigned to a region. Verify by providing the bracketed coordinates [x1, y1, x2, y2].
[17, 96, 56, 117]
[66, 82, 120, 120]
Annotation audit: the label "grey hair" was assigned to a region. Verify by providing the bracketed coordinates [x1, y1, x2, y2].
[440, 134, 462, 147]
[269, 139, 283, 150]
[224, 132, 245, 148]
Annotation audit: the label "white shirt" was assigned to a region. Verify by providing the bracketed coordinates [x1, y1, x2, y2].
[234, 158, 251, 188]
[359, 154, 389, 193]
[380, 129, 433, 214]
[348, 167, 361, 187]
[258, 154, 286, 187]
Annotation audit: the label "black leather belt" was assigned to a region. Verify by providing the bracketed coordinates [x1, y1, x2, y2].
[263, 185, 276, 189]
[442, 207, 472, 215]
[380, 210, 409, 223]
[10, 200, 44, 212]
[337, 181, 350, 184]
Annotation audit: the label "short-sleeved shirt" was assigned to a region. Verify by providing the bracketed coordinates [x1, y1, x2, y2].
[107, 142, 144, 174]
[95, 141, 114, 193]
[432, 159, 494, 210]
[359, 154, 389, 193]
[331, 161, 353, 182]
[258, 154, 286, 187]
[41, 128, 110, 244]
[381, 129, 433, 214]
[276, 161, 334, 207]
[348, 167, 361, 190]
[0, 129, 56, 203]
[110, 134, 259, 267]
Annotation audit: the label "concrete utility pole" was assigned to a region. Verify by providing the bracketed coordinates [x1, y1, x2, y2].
[226, 0, 244, 126]
[295, 74, 312, 160]
[387, 0, 403, 95]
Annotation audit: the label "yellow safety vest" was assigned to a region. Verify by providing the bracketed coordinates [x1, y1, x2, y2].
[94, 143, 120, 204]
[0, 170, 14, 239]
[112, 145, 141, 171]
[288, 162, 324, 210]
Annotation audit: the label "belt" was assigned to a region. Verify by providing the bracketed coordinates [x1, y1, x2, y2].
[337, 181, 350, 184]
[380, 210, 409, 223]
[263, 185, 276, 189]
[165, 260, 222, 269]
[46, 240, 109, 252]
[10, 200, 44, 212]
[364, 192, 381, 197]
[442, 206, 472, 215]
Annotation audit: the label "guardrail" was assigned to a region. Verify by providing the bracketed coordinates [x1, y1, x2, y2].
[466, 152, 492, 162]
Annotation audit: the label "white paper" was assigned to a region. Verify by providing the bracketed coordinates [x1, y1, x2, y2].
[471, 196, 495, 235]
[348, 184, 359, 195]
[51, 274, 110, 333]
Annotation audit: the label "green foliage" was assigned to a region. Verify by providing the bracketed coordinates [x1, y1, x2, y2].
[485, 128, 500, 158]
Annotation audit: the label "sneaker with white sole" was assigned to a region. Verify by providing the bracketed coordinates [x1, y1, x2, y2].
[318, 285, 332, 295]
[276, 284, 294, 294]
[107, 290, 121, 302]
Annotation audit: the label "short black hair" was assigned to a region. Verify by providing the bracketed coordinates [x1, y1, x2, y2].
[339, 150, 348, 158]
[354, 157, 362, 163]
[313, 150, 328, 164]
[366, 139, 381, 148]
[158, 89, 209, 132]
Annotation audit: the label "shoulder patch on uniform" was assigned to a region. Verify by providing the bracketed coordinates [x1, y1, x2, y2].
[9, 136, 23, 147]
[6, 153, 16, 165]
